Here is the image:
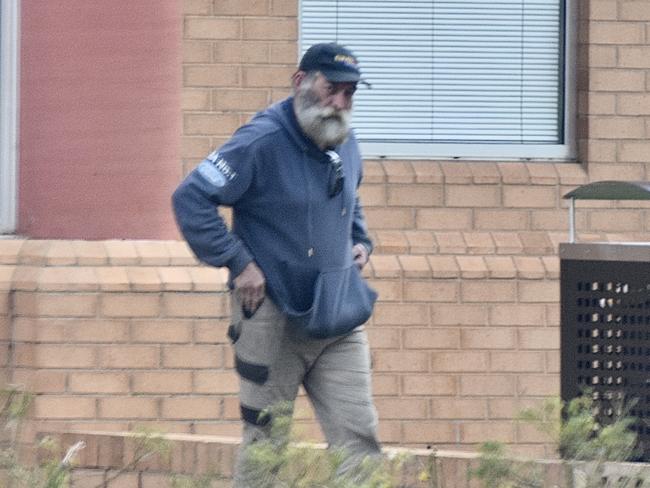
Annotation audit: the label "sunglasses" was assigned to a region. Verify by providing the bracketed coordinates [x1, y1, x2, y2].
[325, 150, 344, 198]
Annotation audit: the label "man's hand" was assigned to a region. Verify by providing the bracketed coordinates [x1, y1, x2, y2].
[233, 261, 266, 317]
[352, 243, 369, 270]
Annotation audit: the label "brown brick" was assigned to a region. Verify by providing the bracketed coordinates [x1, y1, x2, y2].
[619, 1, 650, 21]
[518, 281, 559, 303]
[416, 209, 473, 230]
[213, 0, 268, 15]
[242, 18, 296, 40]
[33, 396, 96, 419]
[402, 374, 456, 396]
[13, 292, 97, 317]
[194, 370, 239, 394]
[461, 281, 516, 303]
[99, 397, 158, 419]
[188, 266, 227, 291]
[531, 210, 572, 231]
[194, 319, 229, 344]
[587, 22, 645, 44]
[373, 303, 429, 325]
[130, 319, 193, 344]
[31, 345, 97, 368]
[460, 421, 516, 443]
[162, 345, 224, 368]
[99, 346, 160, 369]
[183, 40, 212, 64]
[492, 232, 524, 254]
[162, 397, 220, 419]
[590, 117, 646, 139]
[181, 137, 212, 160]
[403, 328, 460, 349]
[182, 88, 211, 111]
[618, 94, 650, 115]
[95, 267, 130, 291]
[184, 113, 241, 135]
[463, 232, 496, 254]
[435, 232, 467, 254]
[518, 328, 560, 350]
[490, 352, 545, 372]
[502, 185, 556, 208]
[184, 0, 212, 14]
[440, 162, 473, 184]
[475, 209, 529, 231]
[387, 184, 442, 206]
[490, 304, 546, 327]
[373, 351, 429, 372]
[11, 370, 68, 393]
[402, 421, 457, 444]
[162, 293, 227, 318]
[619, 46, 650, 68]
[185, 18, 241, 39]
[590, 69, 646, 92]
[384, 161, 416, 183]
[446, 184, 500, 207]
[498, 163, 530, 184]
[484, 256, 516, 279]
[469, 162, 501, 184]
[372, 374, 399, 396]
[101, 293, 160, 318]
[580, 92, 616, 114]
[270, 0, 297, 16]
[269, 42, 297, 63]
[427, 256, 460, 278]
[456, 256, 488, 279]
[460, 328, 516, 350]
[68, 373, 130, 394]
[132, 371, 193, 394]
[213, 88, 269, 111]
[460, 375, 515, 396]
[431, 304, 488, 326]
[517, 374, 560, 397]
[619, 141, 650, 162]
[431, 398, 487, 420]
[397, 255, 431, 278]
[410, 161, 443, 184]
[367, 255, 401, 278]
[590, 209, 642, 232]
[431, 352, 488, 372]
[375, 398, 428, 419]
[513, 257, 546, 279]
[358, 184, 387, 206]
[404, 281, 459, 303]
[367, 327, 401, 349]
[242, 66, 295, 88]
[365, 208, 415, 229]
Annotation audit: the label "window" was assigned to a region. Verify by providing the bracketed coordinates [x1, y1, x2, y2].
[0, 0, 19, 233]
[300, 0, 576, 159]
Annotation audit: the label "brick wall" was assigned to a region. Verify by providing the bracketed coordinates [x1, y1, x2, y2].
[3, 0, 650, 460]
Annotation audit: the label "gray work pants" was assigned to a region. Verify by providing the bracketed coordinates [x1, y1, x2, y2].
[229, 293, 381, 487]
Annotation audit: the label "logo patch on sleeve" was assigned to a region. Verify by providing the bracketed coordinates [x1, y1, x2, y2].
[197, 152, 238, 188]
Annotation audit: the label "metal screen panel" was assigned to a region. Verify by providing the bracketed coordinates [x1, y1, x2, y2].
[561, 255, 650, 460]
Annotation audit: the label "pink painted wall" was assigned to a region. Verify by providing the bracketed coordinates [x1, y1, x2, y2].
[19, 2, 182, 239]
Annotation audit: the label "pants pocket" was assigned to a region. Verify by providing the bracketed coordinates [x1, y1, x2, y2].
[231, 294, 284, 385]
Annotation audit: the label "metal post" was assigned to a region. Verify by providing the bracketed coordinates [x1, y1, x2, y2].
[569, 197, 575, 243]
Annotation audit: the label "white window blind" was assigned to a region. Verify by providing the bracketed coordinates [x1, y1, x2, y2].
[300, 0, 574, 159]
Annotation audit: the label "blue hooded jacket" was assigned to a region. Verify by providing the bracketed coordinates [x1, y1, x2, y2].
[172, 97, 373, 315]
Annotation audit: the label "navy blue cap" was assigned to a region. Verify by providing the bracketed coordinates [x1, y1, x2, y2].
[299, 42, 369, 86]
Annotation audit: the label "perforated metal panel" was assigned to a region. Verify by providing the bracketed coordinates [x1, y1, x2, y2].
[561, 243, 650, 461]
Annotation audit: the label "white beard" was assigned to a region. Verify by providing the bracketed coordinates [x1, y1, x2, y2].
[294, 82, 352, 149]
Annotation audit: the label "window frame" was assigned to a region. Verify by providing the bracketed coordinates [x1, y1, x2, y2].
[298, 0, 577, 161]
[0, 0, 19, 233]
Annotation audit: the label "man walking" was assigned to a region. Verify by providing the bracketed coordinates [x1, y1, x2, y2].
[172, 42, 381, 485]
